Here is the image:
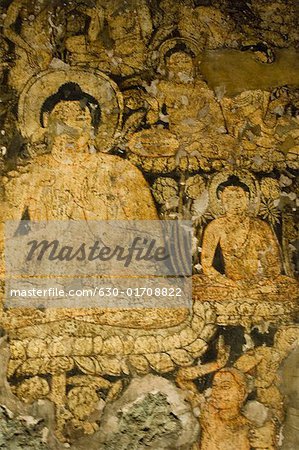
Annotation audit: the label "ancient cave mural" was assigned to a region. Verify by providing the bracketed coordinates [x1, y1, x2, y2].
[0, 1, 298, 449]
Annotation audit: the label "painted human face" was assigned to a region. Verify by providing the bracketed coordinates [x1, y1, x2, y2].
[48, 101, 93, 151]
[221, 186, 249, 216]
[166, 52, 194, 82]
[210, 371, 245, 410]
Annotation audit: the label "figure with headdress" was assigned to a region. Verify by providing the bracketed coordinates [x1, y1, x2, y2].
[127, 39, 235, 173]
[176, 329, 298, 449]
[176, 337, 252, 450]
[234, 326, 299, 449]
[150, 1, 238, 53]
[65, 0, 153, 76]
[3, 0, 55, 92]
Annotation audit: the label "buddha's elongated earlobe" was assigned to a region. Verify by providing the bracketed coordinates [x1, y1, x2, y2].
[89, 127, 96, 153]
[42, 112, 50, 128]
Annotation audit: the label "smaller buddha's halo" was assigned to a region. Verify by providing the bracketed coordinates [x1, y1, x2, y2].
[150, 37, 204, 73]
[18, 68, 124, 153]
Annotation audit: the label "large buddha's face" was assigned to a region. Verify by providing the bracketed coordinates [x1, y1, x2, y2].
[221, 186, 249, 216]
[48, 100, 93, 152]
[166, 52, 194, 82]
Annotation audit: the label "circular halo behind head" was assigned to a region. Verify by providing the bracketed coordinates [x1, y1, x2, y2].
[151, 37, 203, 73]
[18, 68, 123, 153]
[209, 169, 260, 216]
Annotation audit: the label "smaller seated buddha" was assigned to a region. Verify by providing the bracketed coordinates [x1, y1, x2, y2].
[127, 46, 235, 173]
[193, 177, 298, 303]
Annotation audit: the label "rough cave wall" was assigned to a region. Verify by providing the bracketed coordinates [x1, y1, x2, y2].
[0, 1, 298, 449]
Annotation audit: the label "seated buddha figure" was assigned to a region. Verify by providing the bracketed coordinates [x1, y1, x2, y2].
[193, 177, 298, 301]
[127, 47, 235, 167]
[0, 82, 189, 329]
[1, 82, 158, 222]
[155, 50, 223, 149]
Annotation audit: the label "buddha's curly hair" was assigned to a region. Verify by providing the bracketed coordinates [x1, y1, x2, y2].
[216, 175, 250, 199]
[40, 82, 101, 131]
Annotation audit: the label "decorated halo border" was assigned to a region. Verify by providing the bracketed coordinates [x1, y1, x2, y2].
[18, 68, 124, 153]
[208, 169, 261, 216]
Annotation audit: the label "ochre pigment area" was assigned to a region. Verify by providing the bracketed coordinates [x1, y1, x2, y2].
[202, 48, 299, 96]
[0, 1, 298, 449]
